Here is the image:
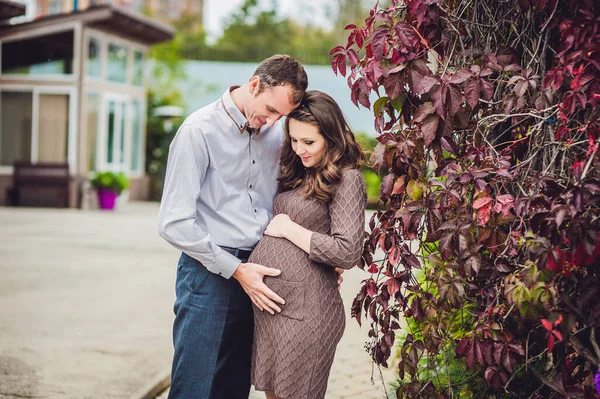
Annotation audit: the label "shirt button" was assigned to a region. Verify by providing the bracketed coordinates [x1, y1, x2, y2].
[252, 160, 256, 164]
[249, 184, 253, 189]
[254, 209, 257, 213]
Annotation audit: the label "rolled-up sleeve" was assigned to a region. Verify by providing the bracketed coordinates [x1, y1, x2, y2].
[309, 169, 367, 270]
[157, 123, 241, 278]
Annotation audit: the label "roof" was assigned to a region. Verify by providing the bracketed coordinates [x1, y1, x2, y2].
[0, 0, 26, 22]
[0, 4, 175, 45]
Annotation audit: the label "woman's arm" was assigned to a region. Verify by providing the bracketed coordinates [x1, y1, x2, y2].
[264, 214, 312, 253]
[264, 169, 367, 270]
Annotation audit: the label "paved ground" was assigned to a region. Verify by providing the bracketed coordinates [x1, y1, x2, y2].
[0, 202, 395, 399]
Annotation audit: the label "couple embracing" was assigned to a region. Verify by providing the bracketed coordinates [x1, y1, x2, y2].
[158, 54, 367, 399]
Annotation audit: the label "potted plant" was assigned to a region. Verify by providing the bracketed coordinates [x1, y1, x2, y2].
[90, 171, 129, 210]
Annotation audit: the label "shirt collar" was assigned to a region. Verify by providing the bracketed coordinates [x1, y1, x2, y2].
[221, 86, 260, 136]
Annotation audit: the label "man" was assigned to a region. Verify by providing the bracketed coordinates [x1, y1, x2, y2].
[157, 55, 308, 398]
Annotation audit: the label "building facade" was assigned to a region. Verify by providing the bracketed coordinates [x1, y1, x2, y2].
[0, 4, 174, 206]
[34, 0, 203, 27]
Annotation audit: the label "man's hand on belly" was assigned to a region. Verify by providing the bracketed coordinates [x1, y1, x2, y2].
[233, 262, 286, 314]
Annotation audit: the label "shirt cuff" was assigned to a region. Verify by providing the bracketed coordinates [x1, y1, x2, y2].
[209, 249, 242, 279]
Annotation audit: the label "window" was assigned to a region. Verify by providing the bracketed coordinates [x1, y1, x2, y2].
[1, 31, 74, 75]
[85, 93, 100, 173]
[0, 92, 33, 166]
[132, 50, 144, 86]
[49, 0, 62, 15]
[38, 94, 69, 163]
[87, 37, 102, 78]
[130, 100, 142, 172]
[107, 101, 115, 163]
[107, 43, 128, 83]
[105, 98, 127, 169]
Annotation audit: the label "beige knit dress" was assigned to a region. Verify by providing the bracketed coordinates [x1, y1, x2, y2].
[249, 168, 367, 399]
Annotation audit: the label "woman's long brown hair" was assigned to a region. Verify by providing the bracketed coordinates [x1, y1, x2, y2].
[279, 90, 365, 202]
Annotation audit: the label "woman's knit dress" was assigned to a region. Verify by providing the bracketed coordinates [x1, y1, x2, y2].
[249, 169, 367, 399]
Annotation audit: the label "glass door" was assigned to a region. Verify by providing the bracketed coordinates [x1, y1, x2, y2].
[104, 95, 127, 171]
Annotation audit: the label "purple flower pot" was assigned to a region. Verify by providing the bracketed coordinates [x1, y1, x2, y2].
[97, 189, 119, 210]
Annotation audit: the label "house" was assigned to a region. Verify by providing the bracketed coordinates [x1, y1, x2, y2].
[0, 2, 174, 206]
[34, 0, 204, 29]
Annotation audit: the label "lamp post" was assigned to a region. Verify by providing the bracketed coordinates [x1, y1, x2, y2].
[152, 105, 184, 135]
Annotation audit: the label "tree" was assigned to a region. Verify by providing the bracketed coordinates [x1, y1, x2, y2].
[332, 0, 600, 397]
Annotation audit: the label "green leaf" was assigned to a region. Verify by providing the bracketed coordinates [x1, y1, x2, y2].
[391, 94, 407, 112]
[511, 284, 529, 308]
[373, 96, 389, 116]
[407, 180, 425, 200]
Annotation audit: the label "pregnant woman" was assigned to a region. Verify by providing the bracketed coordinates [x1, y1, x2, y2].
[249, 90, 367, 399]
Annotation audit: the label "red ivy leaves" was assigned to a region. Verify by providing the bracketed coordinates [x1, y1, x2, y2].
[541, 314, 563, 352]
[329, 46, 347, 77]
[335, 1, 600, 397]
[456, 336, 526, 389]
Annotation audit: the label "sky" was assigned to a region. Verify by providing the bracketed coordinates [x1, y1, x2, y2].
[204, 0, 337, 43]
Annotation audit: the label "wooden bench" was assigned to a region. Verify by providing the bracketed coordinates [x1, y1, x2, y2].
[6, 162, 70, 208]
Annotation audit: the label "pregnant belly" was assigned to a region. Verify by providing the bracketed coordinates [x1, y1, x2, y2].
[248, 235, 310, 280]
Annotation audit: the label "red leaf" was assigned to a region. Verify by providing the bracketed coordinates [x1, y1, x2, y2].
[551, 329, 563, 342]
[449, 69, 472, 84]
[351, 78, 370, 108]
[389, 244, 401, 267]
[376, 132, 397, 145]
[465, 79, 481, 108]
[555, 208, 566, 228]
[392, 175, 406, 194]
[371, 25, 389, 59]
[347, 49, 359, 68]
[502, 350, 514, 372]
[419, 76, 440, 95]
[481, 80, 494, 100]
[379, 173, 394, 201]
[366, 279, 377, 297]
[431, 86, 445, 118]
[484, 366, 498, 386]
[481, 340, 493, 365]
[447, 84, 463, 116]
[507, 343, 525, 356]
[514, 80, 528, 97]
[344, 24, 357, 30]
[547, 334, 555, 352]
[547, 248, 564, 272]
[356, 28, 365, 48]
[408, 59, 431, 94]
[466, 341, 476, 370]
[474, 337, 485, 365]
[367, 263, 379, 273]
[413, 102, 435, 123]
[385, 278, 400, 297]
[336, 54, 347, 77]
[473, 196, 493, 209]
[553, 314, 563, 326]
[477, 202, 492, 226]
[421, 114, 439, 145]
[383, 73, 404, 99]
[541, 318, 553, 331]
[329, 45, 345, 56]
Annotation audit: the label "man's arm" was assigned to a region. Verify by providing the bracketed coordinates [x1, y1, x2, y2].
[157, 123, 240, 277]
[157, 123, 284, 313]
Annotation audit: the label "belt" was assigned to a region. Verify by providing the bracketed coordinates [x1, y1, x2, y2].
[221, 246, 254, 260]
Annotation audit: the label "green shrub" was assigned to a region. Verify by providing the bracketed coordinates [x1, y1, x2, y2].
[90, 171, 129, 194]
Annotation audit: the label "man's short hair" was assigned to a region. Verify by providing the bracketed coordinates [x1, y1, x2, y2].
[253, 55, 308, 104]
